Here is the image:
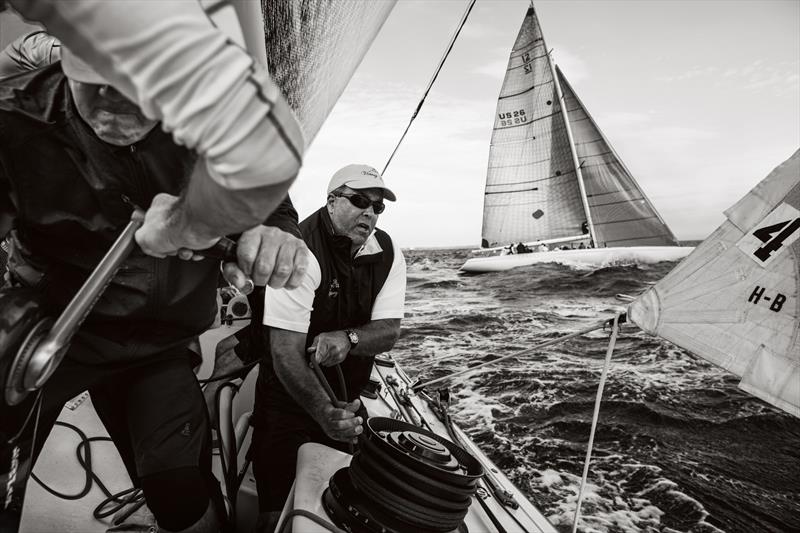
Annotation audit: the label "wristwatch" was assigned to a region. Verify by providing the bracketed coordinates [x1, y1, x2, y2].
[345, 329, 359, 349]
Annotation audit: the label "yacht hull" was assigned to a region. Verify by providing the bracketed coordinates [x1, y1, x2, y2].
[460, 246, 693, 273]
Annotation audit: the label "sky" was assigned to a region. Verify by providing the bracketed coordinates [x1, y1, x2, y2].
[2, 1, 798, 248]
[291, 0, 800, 248]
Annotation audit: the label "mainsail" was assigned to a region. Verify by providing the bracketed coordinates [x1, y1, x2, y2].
[629, 149, 800, 417]
[262, 0, 396, 143]
[480, 7, 677, 250]
[481, 7, 584, 248]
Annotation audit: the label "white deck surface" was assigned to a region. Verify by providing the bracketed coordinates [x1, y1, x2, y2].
[18, 325, 242, 533]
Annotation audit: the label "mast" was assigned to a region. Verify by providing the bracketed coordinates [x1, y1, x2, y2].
[535, 5, 598, 247]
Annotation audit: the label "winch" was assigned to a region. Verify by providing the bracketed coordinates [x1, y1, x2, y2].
[322, 417, 483, 533]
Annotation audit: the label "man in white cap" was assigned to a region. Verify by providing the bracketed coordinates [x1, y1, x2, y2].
[249, 164, 406, 530]
[0, 31, 306, 533]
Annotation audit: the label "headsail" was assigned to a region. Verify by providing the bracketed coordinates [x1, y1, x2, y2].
[262, 0, 396, 143]
[481, 7, 585, 248]
[629, 149, 800, 417]
[557, 67, 679, 248]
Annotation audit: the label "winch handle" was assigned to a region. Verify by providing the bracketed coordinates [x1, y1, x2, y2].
[199, 238, 238, 262]
[19, 218, 237, 396]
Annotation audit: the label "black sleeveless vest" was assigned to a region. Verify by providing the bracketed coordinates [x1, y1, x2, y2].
[259, 207, 394, 412]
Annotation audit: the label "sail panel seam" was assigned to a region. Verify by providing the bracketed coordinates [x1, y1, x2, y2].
[498, 80, 553, 99]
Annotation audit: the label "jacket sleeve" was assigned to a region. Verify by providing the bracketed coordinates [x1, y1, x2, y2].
[7, 0, 304, 192]
[0, 31, 61, 79]
[0, 142, 15, 238]
[264, 195, 301, 239]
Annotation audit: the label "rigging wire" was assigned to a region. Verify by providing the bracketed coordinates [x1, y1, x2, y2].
[381, 0, 477, 176]
[571, 312, 621, 533]
[411, 317, 621, 392]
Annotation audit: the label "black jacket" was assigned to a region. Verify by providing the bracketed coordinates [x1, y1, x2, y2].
[0, 64, 297, 362]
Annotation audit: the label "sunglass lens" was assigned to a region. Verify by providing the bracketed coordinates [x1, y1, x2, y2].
[348, 194, 385, 214]
[349, 194, 371, 209]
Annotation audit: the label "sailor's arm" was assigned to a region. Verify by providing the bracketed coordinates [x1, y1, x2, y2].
[221, 195, 307, 290]
[265, 257, 362, 442]
[310, 319, 401, 367]
[270, 328, 362, 443]
[313, 241, 407, 366]
[8, 0, 305, 253]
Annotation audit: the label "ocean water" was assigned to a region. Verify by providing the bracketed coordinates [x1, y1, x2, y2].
[392, 248, 800, 533]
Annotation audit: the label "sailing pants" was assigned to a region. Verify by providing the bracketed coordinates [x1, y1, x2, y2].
[0, 340, 224, 532]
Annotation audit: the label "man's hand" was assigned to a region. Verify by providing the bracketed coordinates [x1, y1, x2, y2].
[135, 193, 219, 258]
[308, 330, 351, 367]
[221, 225, 308, 292]
[317, 399, 363, 443]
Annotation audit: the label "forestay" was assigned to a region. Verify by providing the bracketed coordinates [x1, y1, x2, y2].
[629, 149, 800, 417]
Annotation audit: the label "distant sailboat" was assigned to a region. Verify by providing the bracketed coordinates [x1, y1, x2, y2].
[629, 149, 800, 417]
[460, 6, 691, 273]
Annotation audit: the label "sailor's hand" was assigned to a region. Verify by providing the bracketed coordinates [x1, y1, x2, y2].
[135, 193, 219, 259]
[222, 225, 308, 291]
[319, 399, 363, 443]
[308, 330, 351, 366]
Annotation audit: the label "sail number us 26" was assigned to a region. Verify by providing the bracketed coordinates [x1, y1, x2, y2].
[499, 109, 527, 127]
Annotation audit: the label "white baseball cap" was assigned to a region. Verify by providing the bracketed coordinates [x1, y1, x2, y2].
[327, 164, 396, 202]
[61, 46, 108, 85]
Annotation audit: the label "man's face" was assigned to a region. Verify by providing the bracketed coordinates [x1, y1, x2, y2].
[68, 79, 158, 146]
[327, 187, 385, 249]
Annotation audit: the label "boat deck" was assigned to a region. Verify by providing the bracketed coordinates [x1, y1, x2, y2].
[17, 326, 239, 532]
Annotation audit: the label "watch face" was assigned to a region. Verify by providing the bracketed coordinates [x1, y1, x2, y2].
[348, 330, 359, 344]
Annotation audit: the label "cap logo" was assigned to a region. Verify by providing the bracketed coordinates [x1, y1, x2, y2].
[361, 169, 379, 178]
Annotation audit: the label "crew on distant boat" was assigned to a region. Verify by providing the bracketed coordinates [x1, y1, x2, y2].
[0, 16, 306, 531]
[249, 164, 406, 532]
[516, 242, 533, 254]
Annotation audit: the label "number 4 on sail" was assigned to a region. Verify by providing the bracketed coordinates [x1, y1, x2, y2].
[738, 203, 800, 266]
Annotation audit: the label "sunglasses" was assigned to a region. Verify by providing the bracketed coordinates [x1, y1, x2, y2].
[334, 193, 385, 214]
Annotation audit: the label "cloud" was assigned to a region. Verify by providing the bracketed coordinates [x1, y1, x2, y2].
[472, 56, 510, 79]
[656, 65, 719, 82]
[659, 60, 800, 95]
